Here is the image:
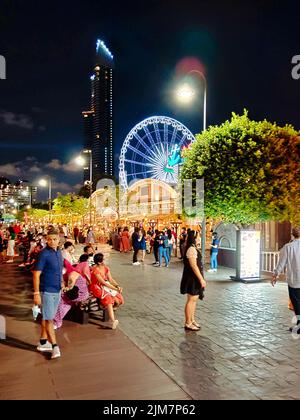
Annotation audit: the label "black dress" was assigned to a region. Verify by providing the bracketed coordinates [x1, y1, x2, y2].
[180, 245, 205, 299]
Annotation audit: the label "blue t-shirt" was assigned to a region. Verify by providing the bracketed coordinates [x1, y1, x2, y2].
[35, 246, 63, 293]
[211, 238, 220, 253]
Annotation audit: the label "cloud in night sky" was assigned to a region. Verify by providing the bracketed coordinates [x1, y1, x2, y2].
[45, 159, 79, 173]
[0, 110, 35, 130]
[0, 156, 83, 200]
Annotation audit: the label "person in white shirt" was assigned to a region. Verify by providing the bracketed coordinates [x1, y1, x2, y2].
[272, 226, 300, 333]
[62, 224, 68, 239]
[61, 241, 76, 265]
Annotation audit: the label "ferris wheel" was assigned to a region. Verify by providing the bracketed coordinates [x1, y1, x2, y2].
[119, 116, 196, 190]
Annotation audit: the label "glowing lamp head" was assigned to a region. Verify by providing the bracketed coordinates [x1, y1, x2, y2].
[175, 83, 196, 104]
[39, 179, 47, 187]
[75, 156, 86, 167]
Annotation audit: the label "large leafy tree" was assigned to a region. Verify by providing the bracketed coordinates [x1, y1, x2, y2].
[181, 111, 300, 224]
[52, 194, 89, 218]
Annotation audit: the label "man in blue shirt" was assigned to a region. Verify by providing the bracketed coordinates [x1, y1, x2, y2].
[208, 232, 220, 273]
[157, 231, 170, 268]
[33, 228, 64, 359]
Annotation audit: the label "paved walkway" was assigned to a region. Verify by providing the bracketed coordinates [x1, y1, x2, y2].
[106, 248, 300, 400]
[0, 260, 189, 400]
[1, 245, 300, 400]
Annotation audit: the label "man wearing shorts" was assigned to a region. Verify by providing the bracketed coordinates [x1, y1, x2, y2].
[33, 228, 63, 359]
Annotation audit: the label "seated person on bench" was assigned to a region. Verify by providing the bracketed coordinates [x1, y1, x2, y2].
[53, 259, 89, 330]
[89, 253, 124, 330]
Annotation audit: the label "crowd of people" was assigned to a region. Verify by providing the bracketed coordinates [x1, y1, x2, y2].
[0, 222, 125, 360]
[2, 217, 300, 361]
[108, 225, 220, 271]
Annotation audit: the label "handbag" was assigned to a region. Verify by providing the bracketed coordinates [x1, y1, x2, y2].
[103, 284, 118, 297]
[65, 285, 79, 300]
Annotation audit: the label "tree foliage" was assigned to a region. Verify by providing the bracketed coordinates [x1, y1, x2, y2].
[181, 110, 300, 224]
[52, 194, 89, 217]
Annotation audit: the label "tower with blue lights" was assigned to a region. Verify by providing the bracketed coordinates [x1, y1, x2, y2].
[82, 39, 114, 186]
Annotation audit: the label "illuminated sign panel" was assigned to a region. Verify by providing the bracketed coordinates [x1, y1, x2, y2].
[236, 230, 261, 281]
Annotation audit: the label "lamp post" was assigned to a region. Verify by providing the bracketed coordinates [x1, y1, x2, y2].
[38, 176, 52, 211]
[75, 149, 93, 225]
[175, 69, 207, 266]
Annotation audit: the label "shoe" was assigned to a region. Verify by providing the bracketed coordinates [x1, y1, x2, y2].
[53, 325, 59, 330]
[213, 269, 218, 272]
[37, 341, 53, 352]
[18, 263, 26, 267]
[107, 320, 119, 330]
[289, 326, 300, 334]
[51, 346, 61, 359]
[6, 260, 13, 263]
[184, 323, 200, 331]
[192, 321, 201, 329]
[207, 269, 214, 273]
[165, 264, 169, 268]
[132, 262, 140, 266]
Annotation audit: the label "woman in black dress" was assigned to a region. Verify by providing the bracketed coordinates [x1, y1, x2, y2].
[180, 230, 206, 331]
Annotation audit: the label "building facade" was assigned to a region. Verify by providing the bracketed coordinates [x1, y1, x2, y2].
[82, 39, 114, 188]
[0, 178, 36, 217]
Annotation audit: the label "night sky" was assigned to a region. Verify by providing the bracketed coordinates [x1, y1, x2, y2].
[1, 0, 300, 200]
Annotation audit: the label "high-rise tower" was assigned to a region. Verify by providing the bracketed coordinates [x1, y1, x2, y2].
[82, 39, 114, 188]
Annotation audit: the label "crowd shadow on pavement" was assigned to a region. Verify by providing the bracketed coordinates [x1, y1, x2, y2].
[0, 304, 32, 322]
[0, 336, 37, 353]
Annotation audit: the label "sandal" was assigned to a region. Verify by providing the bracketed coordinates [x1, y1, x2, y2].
[184, 323, 200, 331]
[192, 321, 201, 329]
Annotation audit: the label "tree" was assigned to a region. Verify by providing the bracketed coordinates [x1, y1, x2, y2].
[52, 194, 89, 218]
[18, 208, 49, 223]
[181, 110, 300, 224]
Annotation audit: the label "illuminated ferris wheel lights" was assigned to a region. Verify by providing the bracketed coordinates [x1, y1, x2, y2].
[119, 116, 195, 190]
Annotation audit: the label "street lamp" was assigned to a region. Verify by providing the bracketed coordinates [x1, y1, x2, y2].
[75, 149, 93, 225]
[175, 69, 207, 265]
[38, 176, 52, 211]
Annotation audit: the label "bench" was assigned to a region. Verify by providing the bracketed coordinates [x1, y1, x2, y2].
[64, 295, 110, 325]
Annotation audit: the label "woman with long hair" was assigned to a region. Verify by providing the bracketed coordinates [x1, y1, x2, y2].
[89, 253, 124, 329]
[6, 226, 16, 263]
[139, 229, 147, 263]
[166, 229, 175, 262]
[180, 230, 206, 331]
[120, 227, 131, 253]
